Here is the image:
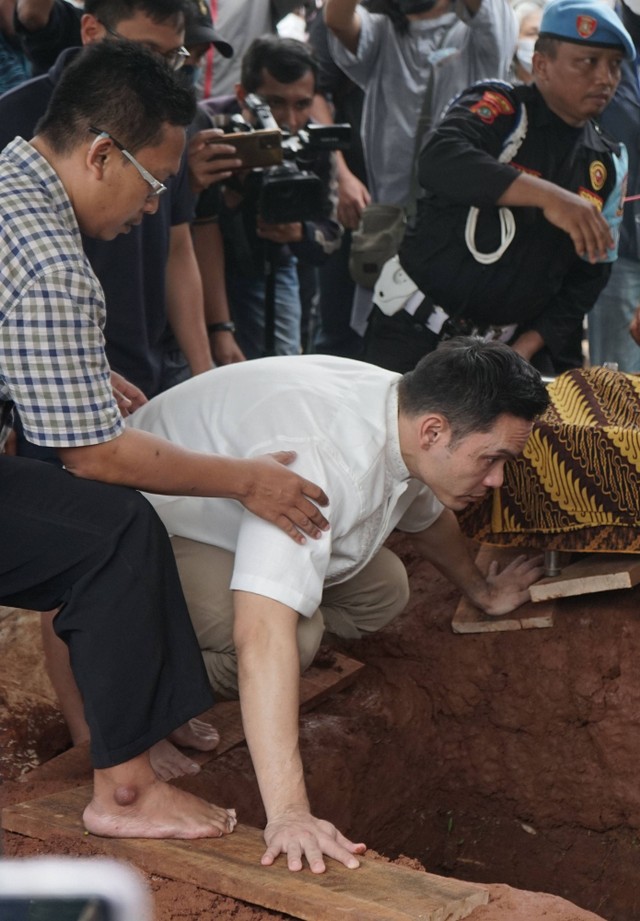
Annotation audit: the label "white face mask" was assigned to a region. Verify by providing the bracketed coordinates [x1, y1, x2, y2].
[515, 37, 536, 74]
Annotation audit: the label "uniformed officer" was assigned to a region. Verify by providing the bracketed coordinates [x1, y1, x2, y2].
[365, 0, 634, 374]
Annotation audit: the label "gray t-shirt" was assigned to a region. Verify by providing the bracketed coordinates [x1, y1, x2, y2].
[328, 1, 517, 205]
[209, 0, 300, 96]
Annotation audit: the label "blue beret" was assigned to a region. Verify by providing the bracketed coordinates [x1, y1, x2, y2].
[539, 0, 636, 60]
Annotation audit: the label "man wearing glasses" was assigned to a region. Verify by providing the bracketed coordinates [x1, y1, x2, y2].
[0, 0, 247, 782]
[13, 0, 190, 71]
[0, 39, 329, 841]
[0, 0, 234, 406]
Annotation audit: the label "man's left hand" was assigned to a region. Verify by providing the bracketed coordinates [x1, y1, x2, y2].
[239, 452, 329, 543]
[110, 371, 148, 417]
[1, 428, 17, 455]
[482, 554, 544, 616]
[263, 806, 366, 873]
[256, 217, 303, 244]
[188, 129, 243, 194]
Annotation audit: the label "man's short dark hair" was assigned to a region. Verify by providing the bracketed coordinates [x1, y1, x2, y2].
[36, 40, 196, 154]
[241, 35, 318, 93]
[84, 0, 186, 31]
[398, 338, 550, 440]
[534, 35, 560, 57]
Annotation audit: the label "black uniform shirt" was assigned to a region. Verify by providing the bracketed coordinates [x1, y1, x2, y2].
[400, 81, 622, 352]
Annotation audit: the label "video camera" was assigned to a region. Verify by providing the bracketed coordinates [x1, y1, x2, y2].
[216, 93, 350, 224]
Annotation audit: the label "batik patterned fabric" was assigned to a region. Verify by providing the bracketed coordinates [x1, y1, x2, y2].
[459, 367, 640, 552]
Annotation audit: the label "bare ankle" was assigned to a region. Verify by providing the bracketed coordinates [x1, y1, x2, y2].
[114, 785, 139, 807]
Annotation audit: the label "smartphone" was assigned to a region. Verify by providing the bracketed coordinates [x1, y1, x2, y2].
[0, 857, 153, 921]
[213, 129, 283, 170]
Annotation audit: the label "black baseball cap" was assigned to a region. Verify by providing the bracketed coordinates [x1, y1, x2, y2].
[184, 0, 234, 56]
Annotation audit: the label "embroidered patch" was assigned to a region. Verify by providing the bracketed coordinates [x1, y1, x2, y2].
[578, 187, 603, 210]
[470, 91, 515, 124]
[576, 14, 597, 38]
[589, 160, 607, 191]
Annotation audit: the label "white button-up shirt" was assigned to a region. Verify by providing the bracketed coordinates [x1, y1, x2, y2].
[129, 355, 443, 616]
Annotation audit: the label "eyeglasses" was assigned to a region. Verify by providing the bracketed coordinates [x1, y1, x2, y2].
[89, 127, 167, 199]
[98, 20, 189, 71]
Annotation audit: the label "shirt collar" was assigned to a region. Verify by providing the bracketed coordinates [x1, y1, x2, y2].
[386, 381, 413, 482]
[529, 83, 616, 152]
[4, 136, 82, 245]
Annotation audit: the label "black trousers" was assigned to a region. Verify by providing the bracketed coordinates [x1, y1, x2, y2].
[0, 456, 214, 769]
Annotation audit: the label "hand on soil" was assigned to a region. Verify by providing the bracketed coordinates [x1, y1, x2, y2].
[262, 807, 366, 873]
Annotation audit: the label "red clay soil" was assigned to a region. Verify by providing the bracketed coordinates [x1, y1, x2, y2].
[2, 532, 640, 921]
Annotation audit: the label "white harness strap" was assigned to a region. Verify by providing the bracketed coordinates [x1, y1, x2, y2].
[464, 102, 529, 266]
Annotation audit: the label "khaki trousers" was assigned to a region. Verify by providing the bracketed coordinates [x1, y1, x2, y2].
[170, 537, 410, 699]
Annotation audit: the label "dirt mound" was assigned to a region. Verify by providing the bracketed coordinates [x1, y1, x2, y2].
[3, 533, 640, 920]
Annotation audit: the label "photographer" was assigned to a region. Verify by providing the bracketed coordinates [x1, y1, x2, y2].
[193, 36, 343, 360]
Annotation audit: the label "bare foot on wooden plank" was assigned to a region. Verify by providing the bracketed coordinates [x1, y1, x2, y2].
[84, 753, 236, 839]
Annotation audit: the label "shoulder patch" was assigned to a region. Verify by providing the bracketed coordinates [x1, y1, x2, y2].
[469, 90, 515, 124]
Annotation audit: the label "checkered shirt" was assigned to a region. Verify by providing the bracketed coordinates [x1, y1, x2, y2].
[0, 137, 123, 447]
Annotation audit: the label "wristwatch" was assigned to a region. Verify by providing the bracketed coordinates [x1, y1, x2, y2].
[207, 321, 236, 334]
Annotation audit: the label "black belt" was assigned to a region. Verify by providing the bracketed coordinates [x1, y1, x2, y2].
[411, 297, 514, 343]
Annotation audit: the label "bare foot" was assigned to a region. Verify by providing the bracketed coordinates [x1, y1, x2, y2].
[149, 740, 201, 781]
[84, 775, 237, 840]
[169, 717, 220, 751]
[149, 718, 220, 781]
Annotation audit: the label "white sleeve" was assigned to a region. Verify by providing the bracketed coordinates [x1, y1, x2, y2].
[231, 442, 359, 617]
[231, 511, 332, 617]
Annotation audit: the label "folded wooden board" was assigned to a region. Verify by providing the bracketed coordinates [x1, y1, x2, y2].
[452, 546, 555, 634]
[2, 786, 488, 921]
[20, 651, 365, 783]
[529, 553, 640, 602]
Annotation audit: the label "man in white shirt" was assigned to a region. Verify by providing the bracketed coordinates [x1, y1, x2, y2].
[128, 337, 549, 873]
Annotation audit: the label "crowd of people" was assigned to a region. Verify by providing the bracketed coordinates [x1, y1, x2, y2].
[0, 0, 638, 876]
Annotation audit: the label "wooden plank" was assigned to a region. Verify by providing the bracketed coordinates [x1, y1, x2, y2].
[2, 787, 488, 921]
[530, 553, 640, 602]
[452, 546, 555, 634]
[22, 652, 365, 782]
[453, 595, 555, 634]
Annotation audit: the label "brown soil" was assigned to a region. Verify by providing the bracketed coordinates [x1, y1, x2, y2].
[2, 533, 639, 921]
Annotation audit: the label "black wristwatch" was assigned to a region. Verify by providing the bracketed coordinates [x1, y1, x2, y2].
[207, 321, 236, 334]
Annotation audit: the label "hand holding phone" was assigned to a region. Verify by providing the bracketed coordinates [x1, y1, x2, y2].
[188, 128, 244, 194]
[213, 129, 283, 170]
